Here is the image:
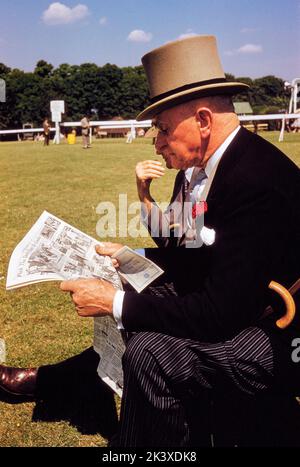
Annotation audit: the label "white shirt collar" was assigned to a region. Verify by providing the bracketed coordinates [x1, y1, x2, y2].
[185, 126, 240, 181]
[184, 167, 194, 182]
[204, 126, 240, 178]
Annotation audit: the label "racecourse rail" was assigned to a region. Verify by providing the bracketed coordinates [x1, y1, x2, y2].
[0, 114, 299, 137]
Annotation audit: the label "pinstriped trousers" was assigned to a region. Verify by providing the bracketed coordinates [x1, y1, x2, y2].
[113, 327, 274, 447]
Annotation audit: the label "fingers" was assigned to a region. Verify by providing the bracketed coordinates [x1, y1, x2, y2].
[143, 170, 165, 178]
[60, 278, 99, 293]
[136, 160, 163, 169]
[140, 163, 165, 175]
[60, 280, 80, 292]
[95, 245, 120, 266]
[75, 305, 104, 317]
[95, 242, 123, 257]
[136, 160, 165, 181]
[59, 278, 115, 319]
[111, 258, 120, 268]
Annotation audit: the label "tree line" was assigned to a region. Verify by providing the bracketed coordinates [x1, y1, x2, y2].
[0, 60, 291, 129]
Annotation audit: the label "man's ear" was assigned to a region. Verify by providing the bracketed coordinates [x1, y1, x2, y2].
[195, 108, 213, 139]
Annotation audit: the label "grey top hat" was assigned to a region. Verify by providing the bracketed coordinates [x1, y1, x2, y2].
[136, 35, 249, 121]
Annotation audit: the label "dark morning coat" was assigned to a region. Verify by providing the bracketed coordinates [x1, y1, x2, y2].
[123, 127, 300, 386]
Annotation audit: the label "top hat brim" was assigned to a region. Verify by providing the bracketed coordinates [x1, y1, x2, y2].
[136, 81, 249, 121]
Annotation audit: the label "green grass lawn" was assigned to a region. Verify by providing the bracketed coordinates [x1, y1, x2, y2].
[0, 131, 299, 447]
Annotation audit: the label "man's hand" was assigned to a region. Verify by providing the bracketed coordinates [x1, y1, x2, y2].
[60, 278, 116, 317]
[95, 242, 124, 268]
[136, 160, 164, 205]
[136, 160, 165, 183]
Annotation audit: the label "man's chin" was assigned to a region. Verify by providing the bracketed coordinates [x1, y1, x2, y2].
[163, 155, 180, 170]
[163, 157, 172, 169]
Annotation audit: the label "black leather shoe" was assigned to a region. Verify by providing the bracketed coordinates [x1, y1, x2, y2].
[0, 364, 37, 397]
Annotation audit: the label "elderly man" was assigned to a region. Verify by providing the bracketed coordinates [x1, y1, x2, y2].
[1, 35, 299, 446]
[59, 36, 299, 446]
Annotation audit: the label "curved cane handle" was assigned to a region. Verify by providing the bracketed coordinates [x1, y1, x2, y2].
[268, 281, 296, 329]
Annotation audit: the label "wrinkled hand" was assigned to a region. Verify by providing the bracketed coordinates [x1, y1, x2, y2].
[135, 160, 165, 183]
[95, 242, 124, 268]
[60, 278, 116, 317]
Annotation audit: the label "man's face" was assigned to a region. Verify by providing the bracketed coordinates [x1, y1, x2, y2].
[153, 104, 202, 170]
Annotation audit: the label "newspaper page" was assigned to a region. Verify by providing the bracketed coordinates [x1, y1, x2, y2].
[112, 246, 164, 293]
[6, 211, 122, 289]
[93, 317, 125, 397]
[6, 210, 125, 395]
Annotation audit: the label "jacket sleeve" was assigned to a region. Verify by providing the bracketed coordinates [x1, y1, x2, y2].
[122, 187, 293, 342]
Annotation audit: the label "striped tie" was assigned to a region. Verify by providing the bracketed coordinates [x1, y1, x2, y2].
[185, 167, 207, 204]
[184, 168, 207, 241]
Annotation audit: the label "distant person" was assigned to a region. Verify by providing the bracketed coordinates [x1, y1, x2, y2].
[291, 110, 300, 133]
[292, 120, 300, 133]
[43, 118, 51, 146]
[126, 126, 136, 144]
[137, 128, 145, 137]
[81, 115, 91, 149]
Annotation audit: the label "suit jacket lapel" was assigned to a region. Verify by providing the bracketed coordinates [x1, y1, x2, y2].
[170, 170, 185, 205]
[207, 127, 253, 204]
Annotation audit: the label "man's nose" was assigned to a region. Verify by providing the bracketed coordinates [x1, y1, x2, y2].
[155, 133, 166, 154]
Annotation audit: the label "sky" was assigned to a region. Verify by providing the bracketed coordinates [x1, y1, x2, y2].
[0, 0, 299, 81]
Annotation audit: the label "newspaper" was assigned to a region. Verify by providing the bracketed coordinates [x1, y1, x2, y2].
[0, 339, 5, 364]
[113, 246, 164, 293]
[6, 211, 122, 290]
[6, 211, 164, 397]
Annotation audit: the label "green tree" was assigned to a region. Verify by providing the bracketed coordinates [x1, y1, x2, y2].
[254, 76, 284, 98]
[119, 66, 150, 118]
[66, 63, 102, 120]
[0, 63, 11, 77]
[0, 60, 293, 130]
[225, 73, 236, 81]
[34, 60, 54, 78]
[50, 64, 81, 119]
[94, 64, 123, 119]
[234, 77, 253, 103]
